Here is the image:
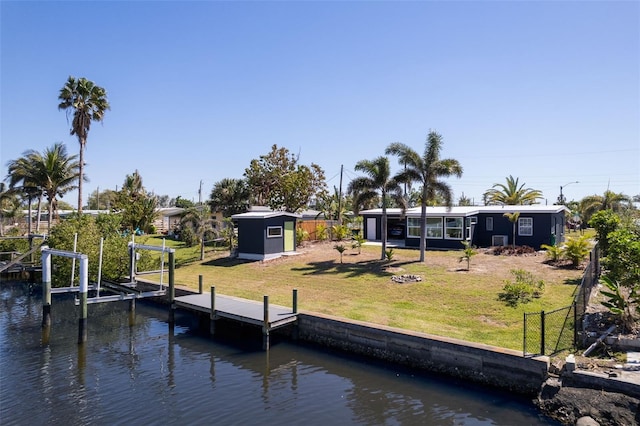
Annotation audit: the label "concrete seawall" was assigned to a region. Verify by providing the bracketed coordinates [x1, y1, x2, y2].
[295, 311, 549, 396]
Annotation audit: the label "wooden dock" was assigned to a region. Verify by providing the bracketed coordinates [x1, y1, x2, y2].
[174, 290, 298, 350]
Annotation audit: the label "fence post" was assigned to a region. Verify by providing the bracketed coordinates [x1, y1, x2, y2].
[540, 310, 546, 356]
[573, 301, 578, 348]
[523, 312, 526, 356]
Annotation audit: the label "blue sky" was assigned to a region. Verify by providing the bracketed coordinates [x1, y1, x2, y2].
[1, 1, 638, 207]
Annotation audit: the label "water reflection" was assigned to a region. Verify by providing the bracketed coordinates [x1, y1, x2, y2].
[1, 282, 556, 425]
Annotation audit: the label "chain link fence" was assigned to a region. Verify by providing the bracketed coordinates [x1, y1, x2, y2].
[523, 245, 600, 356]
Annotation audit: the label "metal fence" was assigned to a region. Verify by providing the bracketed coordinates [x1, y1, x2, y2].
[523, 245, 600, 356]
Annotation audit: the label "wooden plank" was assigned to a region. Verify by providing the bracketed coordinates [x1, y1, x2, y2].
[174, 292, 297, 330]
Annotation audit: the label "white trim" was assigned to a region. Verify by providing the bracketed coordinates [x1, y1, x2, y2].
[444, 217, 464, 240]
[267, 226, 283, 238]
[486, 217, 493, 231]
[518, 217, 533, 236]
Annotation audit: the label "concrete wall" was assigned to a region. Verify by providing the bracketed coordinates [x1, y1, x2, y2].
[296, 312, 549, 396]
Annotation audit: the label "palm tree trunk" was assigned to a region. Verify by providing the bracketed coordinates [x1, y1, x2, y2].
[78, 138, 86, 214]
[419, 189, 428, 263]
[381, 196, 388, 260]
[47, 199, 53, 234]
[36, 195, 43, 233]
[200, 238, 205, 261]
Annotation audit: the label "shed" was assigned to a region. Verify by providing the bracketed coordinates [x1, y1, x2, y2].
[231, 211, 301, 260]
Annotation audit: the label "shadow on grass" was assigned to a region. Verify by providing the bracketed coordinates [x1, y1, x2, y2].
[200, 256, 257, 268]
[291, 258, 423, 279]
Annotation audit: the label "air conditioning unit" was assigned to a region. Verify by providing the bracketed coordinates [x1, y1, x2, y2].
[492, 235, 508, 246]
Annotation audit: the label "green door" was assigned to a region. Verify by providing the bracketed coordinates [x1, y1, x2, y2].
[284, 221, 295, 252]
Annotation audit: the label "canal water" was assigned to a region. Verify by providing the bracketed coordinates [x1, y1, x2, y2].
[1, 281, 557, 425]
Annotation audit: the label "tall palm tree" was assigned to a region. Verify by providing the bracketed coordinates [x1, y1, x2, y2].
[348, 156, 405, 260]
[58, 76, 110, 214]
[483, 175, 542, 205]
[386, 131, 463, 262]
[23, 143, 80, 232]
[208, 178, 250, 217]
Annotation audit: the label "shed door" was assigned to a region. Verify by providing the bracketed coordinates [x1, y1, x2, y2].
[284, 221, 295, 252]
[366, 218, 377, 240]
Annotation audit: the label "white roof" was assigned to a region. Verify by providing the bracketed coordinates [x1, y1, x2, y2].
[232, 211, 301, 219]
[360, 205, 568, 217]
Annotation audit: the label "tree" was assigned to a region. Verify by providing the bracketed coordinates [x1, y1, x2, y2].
[588, 209, 621, 256]
[6, 151, 44, 234]
[348, 156, 405, 260]
[386, 131, 463, 262]
[17, 143, 80, 232]
[86, 188, 118, 210]
[0, 183, 21, 236]
[174, 196, 195, 209]
[579, 190, 631, 224]
[208, 178, 250, 217]
[458, 193, 473, 206]
[244, 145, 326, 212]
[503, 212, 520, 248]
[483, 176, 542, 205]
[113, 170, 158, 233]
[180, 205, 217, 260]
[58, 76, 110, 214]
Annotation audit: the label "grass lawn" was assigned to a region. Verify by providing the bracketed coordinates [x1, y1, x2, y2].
[136, 234, 587, 351]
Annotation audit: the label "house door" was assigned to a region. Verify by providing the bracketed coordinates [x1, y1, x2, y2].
[366, 218, 377, 240]
[284, 221, 295, 252]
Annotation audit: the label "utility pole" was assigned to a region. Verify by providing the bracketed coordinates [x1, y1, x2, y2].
[338, 165, 343, 225]
[198, 180, 203, 205]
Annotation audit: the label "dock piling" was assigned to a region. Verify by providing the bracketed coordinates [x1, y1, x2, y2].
[199, 275, 203, 294]
[210, 286, 216, 335]
[78, 255, 89, 344]
[168, 250, 175, 323]
[41, 247, 52, 327]
[263, 295, 270, 351]
[292, 289, 298, 314]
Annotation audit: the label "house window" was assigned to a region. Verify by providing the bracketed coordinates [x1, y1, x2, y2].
[486, 217, 493, 231]
[407, 217, 421, 238]
[518, 217, 533, 236]
[445, 217, 464, 239]
[267, 226, 283, 238]
[426, 217, 443, 239]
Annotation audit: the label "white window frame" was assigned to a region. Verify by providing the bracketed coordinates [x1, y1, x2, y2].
[486, 217, 493, 231]
[407, 217, 421, 238]
[267, 226, 283, 238]
[426, 217, 443, 239]
[445, 217, 464, 240]
[518, 217, 533, 236]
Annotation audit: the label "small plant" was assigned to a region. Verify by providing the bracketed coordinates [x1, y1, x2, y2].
[351, 234, 366, 254]
[331, 224, 350, 241]
[600, 275, 637, 332]
[315, 224, 328, 241]
[540, 243, 563, 262]
[563, 235, 591, 267]
[458, 240, 476, 270]
[334, 244, 347, 263]
[296, 226, 309, 247]
[498, 269, 545, 307]
[384, 248, 395, 262]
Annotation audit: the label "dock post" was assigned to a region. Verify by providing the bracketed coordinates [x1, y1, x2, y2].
[199, 275, 203, 294]
[292, 288, 298, 314]
[78, 255, 89, 344]
[41, 247, 52, 327]
[128, 243, 136, 281]
[129, 298, 136, 326]
[168, 250, 175, 323]
[262, 295, 270, 351]
[210, 286, 216, 335]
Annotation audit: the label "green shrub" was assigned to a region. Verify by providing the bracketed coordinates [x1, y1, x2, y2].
[563, 236, 591, 267]
[296, 226, 309, 247]
[540, 243, 563, 262]
[498, 269, 545, 307]
[334, 243, 347, 263]
[331, 224, 350, 241]
[385, 248, 395, 262]
[315, 224, 328, 241]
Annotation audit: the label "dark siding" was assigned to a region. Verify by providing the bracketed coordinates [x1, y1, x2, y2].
[237, 219, 265, 254]
[264, 217, 285, 255]
[474, 212, 565, 250]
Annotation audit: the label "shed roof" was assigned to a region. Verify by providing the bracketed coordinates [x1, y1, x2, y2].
[232, 211, 301, 219]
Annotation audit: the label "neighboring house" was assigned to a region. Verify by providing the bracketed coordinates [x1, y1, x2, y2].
[231, 210, 300, 260]
[154, 207, 185, 234]
[360, 205, 568, 250]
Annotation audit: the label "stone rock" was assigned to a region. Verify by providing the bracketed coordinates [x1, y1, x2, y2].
[576, 416, 600, 426]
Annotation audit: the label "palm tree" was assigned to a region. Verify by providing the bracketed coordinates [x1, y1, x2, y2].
[348, 156, 405, 260]
[181, 205, 217, 260]
[6, 152, 43, 235]
[386, 131, 463, 262]
[483, 175, 542, 205]
[503, 212, 520, 248]
[579, 190, 631, 223]
[58, 76, 110, 214]
[208, 178, 250, 217]
[0, 183, 21, 236]
[23, 143, 80, 232]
